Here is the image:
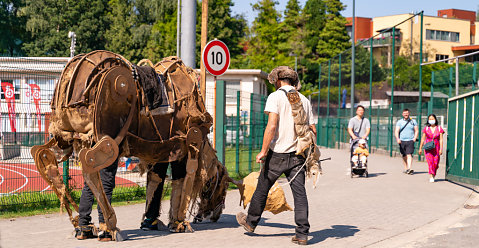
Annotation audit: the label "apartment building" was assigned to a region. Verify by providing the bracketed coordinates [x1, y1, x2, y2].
[346, 8, 479, 66]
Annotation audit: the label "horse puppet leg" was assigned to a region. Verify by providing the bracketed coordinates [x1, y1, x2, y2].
[169, 127, 202, 233]
[31, 138, 79, 228]
[78, 136, 126, 241]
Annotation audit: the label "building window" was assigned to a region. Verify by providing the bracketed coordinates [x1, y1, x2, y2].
[27, 78, 55, 101]
[1, 79, 21, 100]
[414, 53, 429, 62]
[225, 81, 241, 104]
[435, 54, 449, 61]
[426, 29, 459, 42]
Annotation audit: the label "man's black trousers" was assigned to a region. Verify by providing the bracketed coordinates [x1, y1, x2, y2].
[144, 159, 187, 219]
[246, 150, 310, 240]
[78, 161, 118, 226]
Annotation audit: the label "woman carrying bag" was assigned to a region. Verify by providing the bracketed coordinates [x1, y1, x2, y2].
[418, 114, 444, 183]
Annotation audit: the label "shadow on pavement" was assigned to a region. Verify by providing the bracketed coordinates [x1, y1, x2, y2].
[123, 214, 241, 240]
[244, 224, 360, 244]
[366, 172, 386, 178]
[308, 225, 360, 245]
[243, 220, 297, 237]
[192, 214, 242, 231]
[446, 180, 479, 193]
[411, 171, 428, 175]
[122, 228, 170, 241]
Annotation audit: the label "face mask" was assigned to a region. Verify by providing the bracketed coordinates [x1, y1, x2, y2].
[428, 120, 436, 125]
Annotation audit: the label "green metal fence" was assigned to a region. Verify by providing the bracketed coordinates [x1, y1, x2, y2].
[223, 91, 267, 178]
[446, 89, 479, 185]
[312, 12, 433, 159]
[0, 57, 146, 212]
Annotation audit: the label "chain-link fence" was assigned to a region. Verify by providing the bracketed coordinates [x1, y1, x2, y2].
[223, 91, 266, 177]
[0, 57, 146, 212]
[311, 11, 453, 159]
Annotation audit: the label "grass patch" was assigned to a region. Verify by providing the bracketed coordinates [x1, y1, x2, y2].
[0, 185, 151, 219]
[0, 148, 256, 218]
[225, 147, 261, 178]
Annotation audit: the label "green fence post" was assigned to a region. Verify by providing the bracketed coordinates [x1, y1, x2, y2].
[376, 105, 380, 150]
[418, 11, 424, 161]
[236, 91, 240, 175]
[63, 160, 69, 188]
[337, 54, 342, 148]
[427, 71, 434, 115]
[390, 26, 396, 157]
[215, 80, 226, 165]
[369, 37, 373, 149]
[449, 67, 453, 97]
[473, 62, 477, 90]
[260, 95, 265, 148]
[248, 93, 254, 173]
[326, 60, 331, 148]
[317, 64, 322, 145]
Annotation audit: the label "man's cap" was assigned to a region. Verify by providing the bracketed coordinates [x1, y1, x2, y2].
[268, 66, 301, 90]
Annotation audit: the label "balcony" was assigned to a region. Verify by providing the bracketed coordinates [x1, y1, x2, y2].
[357, 36, 401, 48]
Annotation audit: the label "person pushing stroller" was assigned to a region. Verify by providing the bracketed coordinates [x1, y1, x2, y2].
[347, 105, 370, 177]
[352, 139, 369, 168]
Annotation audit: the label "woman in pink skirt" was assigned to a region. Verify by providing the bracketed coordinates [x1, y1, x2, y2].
[418, 114, 444, 183]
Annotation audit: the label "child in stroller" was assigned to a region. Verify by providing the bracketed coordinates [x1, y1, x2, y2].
[350, 139, 369, 177]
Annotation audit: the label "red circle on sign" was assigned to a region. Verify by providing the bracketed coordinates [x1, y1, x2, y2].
[202, 40, 230, 76]
[5, 87, 14, 99]
[33, 90, 40, 100]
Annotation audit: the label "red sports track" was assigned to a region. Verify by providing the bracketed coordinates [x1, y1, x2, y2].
[0, 162, 137, 194]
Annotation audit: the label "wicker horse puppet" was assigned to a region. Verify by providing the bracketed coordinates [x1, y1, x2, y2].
[31, 50, 230, 240]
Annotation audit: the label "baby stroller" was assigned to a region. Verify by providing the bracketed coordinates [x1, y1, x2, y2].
[350, 139, 368, 178]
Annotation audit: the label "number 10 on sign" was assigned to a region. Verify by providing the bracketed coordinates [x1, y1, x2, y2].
[202, 40, 230, 77]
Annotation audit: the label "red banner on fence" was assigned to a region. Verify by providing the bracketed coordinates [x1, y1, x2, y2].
[1, 82, 16, 132]
[29, 84, 42, 132]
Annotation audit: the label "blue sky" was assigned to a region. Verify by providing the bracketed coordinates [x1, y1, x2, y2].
[231, 0, 478, 25]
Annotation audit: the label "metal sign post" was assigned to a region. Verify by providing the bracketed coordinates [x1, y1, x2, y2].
[202, 39, 230, 158]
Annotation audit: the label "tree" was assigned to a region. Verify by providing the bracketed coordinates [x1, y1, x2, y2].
[0, 0, 26, 55]
[194, 0, 247, 68]
[106, 0, 179, 63]
[105, 0, 136, 59]
[316, 0, 350, 59]
[302, 0, 326, 63]
[393, 56, 453, 92]
[20, 0, 111, 56]
[300, 0, 327, 88]
[67, 0, 111, 53]
[20, 0, 70, 56]
[246, 0, 289, 72]
[277, 0, 306, 73]
[145, 7, 178, 63]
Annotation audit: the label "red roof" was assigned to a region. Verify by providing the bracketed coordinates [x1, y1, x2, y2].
[451, 45, 479, 51]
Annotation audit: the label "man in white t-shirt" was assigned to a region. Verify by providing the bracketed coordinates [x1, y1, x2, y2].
[236, 66, 315, 246]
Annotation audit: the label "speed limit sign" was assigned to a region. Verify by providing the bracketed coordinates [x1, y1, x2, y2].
[202, 40, 230, 76]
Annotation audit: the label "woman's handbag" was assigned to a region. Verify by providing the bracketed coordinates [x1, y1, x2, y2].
[423, 141, 435, 151]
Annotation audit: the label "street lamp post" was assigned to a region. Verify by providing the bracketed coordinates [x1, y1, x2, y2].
[350, 0, 355, 116]
[68, 31, 76, 57]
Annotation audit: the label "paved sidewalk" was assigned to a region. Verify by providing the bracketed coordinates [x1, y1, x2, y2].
[1, 148, 477, 248]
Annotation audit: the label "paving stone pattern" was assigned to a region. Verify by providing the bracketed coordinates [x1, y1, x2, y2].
[0, 148, 476, 248]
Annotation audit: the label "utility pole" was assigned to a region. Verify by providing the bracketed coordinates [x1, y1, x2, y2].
[180, 0, 196, 68]
[350, 0, 355, 116]
[200, 0, 208, 98]
[177, 0, 181, 57]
